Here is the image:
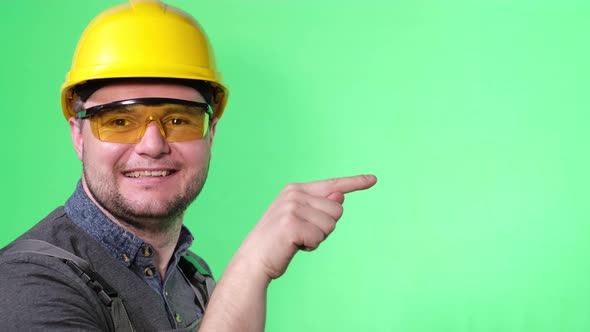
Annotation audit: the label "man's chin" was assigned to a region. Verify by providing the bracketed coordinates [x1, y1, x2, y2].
[114, 198, 188, 219]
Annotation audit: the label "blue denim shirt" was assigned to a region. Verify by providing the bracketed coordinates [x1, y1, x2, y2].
[64, 181, 200, 327]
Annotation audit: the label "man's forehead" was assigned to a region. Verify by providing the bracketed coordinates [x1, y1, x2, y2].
[84, 82, 205, 109]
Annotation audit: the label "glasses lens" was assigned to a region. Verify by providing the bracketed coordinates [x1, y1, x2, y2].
[89, 103, 209, 143]
[159, 105, 209, 142]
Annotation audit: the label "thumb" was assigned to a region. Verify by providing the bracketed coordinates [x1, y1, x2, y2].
[327, 192, 345, 204]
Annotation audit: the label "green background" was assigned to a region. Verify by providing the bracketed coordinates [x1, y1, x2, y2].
[1, 1, 589, 331]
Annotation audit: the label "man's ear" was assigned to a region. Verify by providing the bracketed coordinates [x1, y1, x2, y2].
[208, 117, 219, 147]
[69, 117, 84, 161]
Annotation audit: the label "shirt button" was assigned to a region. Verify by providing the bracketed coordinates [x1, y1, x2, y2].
[121, 253, 130, 263]
[144, 266, 155, 277]
[165, 291, 169, 297]
[175, 313, 182, 323]
[142, 246, 153, 257]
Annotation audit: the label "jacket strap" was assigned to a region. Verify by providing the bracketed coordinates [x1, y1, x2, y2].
[5, 239, 135, 332]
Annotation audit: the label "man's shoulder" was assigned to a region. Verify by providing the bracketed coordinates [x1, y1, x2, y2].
[0, 237, 113, 331]
[0, 205, 108, 313]
[0, 205, 112, 313]
[0, 243, 94, 288]
[1, 206, 100, 256]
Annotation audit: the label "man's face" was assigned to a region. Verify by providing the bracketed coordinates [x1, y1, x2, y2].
[69, 82, 217, 231]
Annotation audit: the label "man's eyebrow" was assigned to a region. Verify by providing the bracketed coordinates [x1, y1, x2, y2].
[103, 105, 135, 114]
[161, 105, 202, 114]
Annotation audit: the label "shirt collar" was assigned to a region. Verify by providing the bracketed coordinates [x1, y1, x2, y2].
[64, 181, 194, 267]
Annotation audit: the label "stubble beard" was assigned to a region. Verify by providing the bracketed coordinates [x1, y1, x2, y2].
[83, 161, 209, 233]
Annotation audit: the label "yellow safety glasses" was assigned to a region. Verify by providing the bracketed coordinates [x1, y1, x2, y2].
[76, 98, 212, 143]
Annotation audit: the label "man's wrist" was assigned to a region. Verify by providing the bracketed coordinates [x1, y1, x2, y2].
[225, 251, 273, 287]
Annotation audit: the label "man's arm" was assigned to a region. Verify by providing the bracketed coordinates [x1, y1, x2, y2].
[0, 254, 111, 331]
[199, 175, 377, 331]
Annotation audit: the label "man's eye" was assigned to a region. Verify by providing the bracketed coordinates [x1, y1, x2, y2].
[112, 119, 128, 126]
[170, 118, 189, 125]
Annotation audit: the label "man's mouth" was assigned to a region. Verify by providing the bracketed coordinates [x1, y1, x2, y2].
[123, 170, 175, 178]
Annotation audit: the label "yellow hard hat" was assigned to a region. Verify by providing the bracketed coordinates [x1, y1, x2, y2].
[61, 0, 228, 120]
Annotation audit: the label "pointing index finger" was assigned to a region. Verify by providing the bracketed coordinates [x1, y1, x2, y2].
[298, 175, 377, 197]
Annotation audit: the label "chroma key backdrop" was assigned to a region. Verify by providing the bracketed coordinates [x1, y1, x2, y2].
[1, 1, 589, 331]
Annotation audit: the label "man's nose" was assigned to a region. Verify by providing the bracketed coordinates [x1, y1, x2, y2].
[133, 121, 170, 157]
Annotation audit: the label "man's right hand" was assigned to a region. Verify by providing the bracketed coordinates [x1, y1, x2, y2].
[235, 174, 378, 281]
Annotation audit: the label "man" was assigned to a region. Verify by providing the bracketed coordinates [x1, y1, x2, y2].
[0, 1, 377, 331]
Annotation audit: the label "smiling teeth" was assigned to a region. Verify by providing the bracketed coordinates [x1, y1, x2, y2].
[125, 170, 171, 178]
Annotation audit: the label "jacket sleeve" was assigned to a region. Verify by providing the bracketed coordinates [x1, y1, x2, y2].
[0, 253, 113, 331]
